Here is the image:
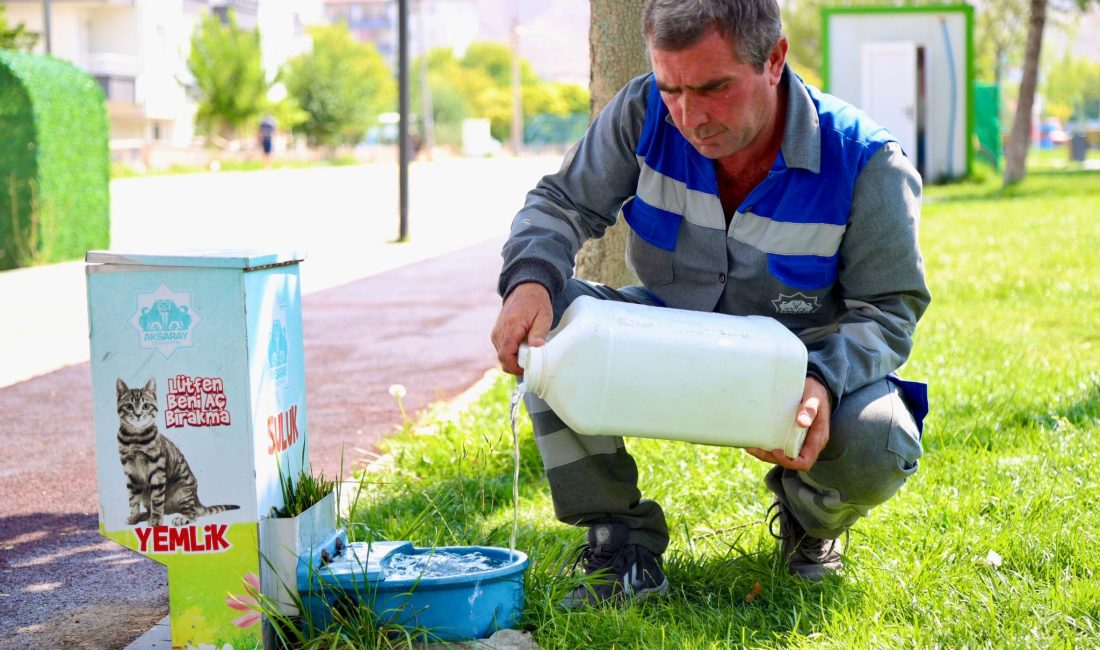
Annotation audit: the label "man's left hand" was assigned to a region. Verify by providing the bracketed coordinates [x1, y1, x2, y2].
[746, 376, 831, 472]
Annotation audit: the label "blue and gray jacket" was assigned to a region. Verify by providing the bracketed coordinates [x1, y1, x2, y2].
[499, 68, 930, 407]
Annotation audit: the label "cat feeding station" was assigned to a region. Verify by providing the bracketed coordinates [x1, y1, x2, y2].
[86, 250, 318, 649]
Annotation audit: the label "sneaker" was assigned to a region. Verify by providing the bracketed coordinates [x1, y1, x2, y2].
[560, 522, 670, 608]
[765, 472, 843, 580]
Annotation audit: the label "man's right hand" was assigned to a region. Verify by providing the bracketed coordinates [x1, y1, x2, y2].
[491, 282, 553, 375]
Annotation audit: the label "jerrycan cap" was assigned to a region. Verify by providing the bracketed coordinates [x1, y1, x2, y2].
[517, 343, 546, 394]
[784, 425, 808, 460]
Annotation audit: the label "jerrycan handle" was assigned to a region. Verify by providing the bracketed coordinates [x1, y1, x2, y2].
[784, 424, 808, 460]
[517, 343, 546, 395]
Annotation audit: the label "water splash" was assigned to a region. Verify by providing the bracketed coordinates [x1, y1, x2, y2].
[509, 381, 526, 555]
[384, 550, 509, 580]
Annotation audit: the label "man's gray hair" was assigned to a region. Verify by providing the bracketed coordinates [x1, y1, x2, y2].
[642, 0, 783, 72]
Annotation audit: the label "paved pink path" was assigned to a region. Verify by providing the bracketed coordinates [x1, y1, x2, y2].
[0, 239, 504, 649]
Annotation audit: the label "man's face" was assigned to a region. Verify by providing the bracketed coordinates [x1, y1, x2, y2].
[649, 28, 786, 160]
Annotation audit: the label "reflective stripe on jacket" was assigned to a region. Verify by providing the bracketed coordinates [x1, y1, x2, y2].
[499, 67, 929, 402]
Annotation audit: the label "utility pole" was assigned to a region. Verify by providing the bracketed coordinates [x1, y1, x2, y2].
[510, 17, 523, 156]
[42, 0, 52, 54]
[416, 0, 435, 159]
[397, 0, 410, 242]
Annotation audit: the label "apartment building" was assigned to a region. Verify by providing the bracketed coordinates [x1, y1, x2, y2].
[322, 0, 477, 65]
[5, 0, 322, 157]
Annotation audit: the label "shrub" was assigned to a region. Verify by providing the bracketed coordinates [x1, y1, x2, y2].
[0, 51, 109, 270]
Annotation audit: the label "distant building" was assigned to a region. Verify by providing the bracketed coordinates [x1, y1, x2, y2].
[322, 0, 478, 66]
[4, 0, 322, 157]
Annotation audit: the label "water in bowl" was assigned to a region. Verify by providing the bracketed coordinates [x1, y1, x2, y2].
[384, 550, 511, 580]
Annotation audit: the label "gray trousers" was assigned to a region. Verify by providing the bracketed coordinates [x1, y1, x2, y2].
[524, 278, 924, 554]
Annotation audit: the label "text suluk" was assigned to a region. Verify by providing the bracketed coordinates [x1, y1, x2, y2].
[267, 405, 300, 454]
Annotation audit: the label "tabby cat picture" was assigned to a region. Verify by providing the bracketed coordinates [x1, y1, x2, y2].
[116, 378, 239, 527]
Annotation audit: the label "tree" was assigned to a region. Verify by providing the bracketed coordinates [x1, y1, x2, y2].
[411, 43, 589, 146]
[974, 0, 1031, 85]
[411, 48, 478, 146]
[283, 24, 395, 149]
[550, 83, 591, 115]
[1003, 0, 1047, 185]
[265, 91, 310, 137]
[524, 81, 590, 117]
[1004, 0, 1096, 185]
[187, 11, 269, 140]
[0, 5, 38, 51]
[460, 42, 585, 143]
[573, 0, 649, 287]
[781, 0, 828, 87]
[461, 44, 523, 142]
[461, 42, 538, 88]
[1043, 49, 1100, 123]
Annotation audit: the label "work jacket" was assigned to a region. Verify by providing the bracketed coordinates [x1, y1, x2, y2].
[499, 67, 930, 409]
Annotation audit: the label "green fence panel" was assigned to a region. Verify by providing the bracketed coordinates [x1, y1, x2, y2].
[0, 51, 109, 270]
[524, 112, 588, 147]
[974, 82, 1001, 170]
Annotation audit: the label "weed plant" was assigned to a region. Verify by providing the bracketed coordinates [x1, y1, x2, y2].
[308, 166, 1100, 648]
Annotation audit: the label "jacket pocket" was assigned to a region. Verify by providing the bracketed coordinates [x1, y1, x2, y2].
[886, 400, 923, 475]
[766, 253, 839, 291]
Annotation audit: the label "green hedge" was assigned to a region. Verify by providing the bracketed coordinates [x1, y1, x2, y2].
[0, 51, 109, 270]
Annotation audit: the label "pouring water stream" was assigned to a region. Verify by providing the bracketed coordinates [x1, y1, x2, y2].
[509, 381, 526, 556]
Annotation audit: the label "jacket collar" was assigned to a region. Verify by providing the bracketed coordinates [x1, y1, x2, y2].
[779, 65, 821, 174]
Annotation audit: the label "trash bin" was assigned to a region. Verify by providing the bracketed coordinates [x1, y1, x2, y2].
[86, 250, 310, 649]
[1070, 132, 1088, 162]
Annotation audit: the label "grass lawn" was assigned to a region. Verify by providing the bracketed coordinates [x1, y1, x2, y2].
[317, 164, 1100, 649]
[109, 155, 361, 178]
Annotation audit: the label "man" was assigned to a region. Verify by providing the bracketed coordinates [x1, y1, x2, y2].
[491, 0, 929, 606]
[258, 115, 276, 165]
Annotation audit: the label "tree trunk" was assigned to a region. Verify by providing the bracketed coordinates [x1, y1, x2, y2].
[573, 0, 650, 287]
[1003, 0, 1047, 185]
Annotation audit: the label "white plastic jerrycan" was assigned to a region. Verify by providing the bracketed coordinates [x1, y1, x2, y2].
[519, 296, 809, 458]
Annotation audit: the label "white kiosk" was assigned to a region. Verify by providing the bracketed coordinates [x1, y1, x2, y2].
[822, 5, 974, 182]
[86, 250, 310, 649]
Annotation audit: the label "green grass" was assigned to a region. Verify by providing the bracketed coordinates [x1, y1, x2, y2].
[109, 155, 360, 179]
[1025, 145, 1100, 172]
[313, 165, 1100, 648]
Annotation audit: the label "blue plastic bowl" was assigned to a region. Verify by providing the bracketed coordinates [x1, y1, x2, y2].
[298, 533, 529, 641]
